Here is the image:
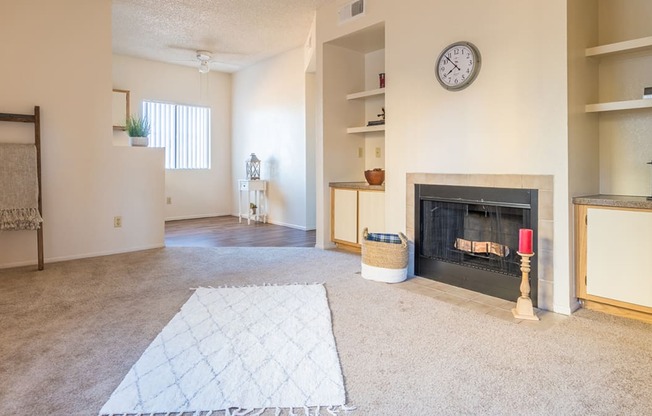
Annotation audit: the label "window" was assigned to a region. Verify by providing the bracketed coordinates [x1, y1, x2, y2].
[143, 101, 211, 169]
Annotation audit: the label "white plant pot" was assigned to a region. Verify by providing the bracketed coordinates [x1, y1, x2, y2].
[130, 136, 149, 147]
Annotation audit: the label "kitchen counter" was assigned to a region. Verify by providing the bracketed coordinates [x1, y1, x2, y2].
[572, 194, 652, 210]
[329, 181, 385, 191]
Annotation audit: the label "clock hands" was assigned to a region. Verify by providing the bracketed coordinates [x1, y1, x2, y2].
[444, 55, 461, 71]
[442, 55, 461, 77]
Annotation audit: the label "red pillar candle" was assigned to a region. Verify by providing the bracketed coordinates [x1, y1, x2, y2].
[518, 228, 533, 254]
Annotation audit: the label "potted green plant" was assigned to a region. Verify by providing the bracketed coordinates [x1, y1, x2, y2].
[125, 114, 150, 147]
[250, 202, 257, 215]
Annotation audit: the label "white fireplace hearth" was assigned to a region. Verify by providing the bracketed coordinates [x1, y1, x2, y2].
[406, 173, 554, 312]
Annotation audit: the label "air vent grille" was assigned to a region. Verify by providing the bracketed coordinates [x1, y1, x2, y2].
[338, 0, 365, 24]
[352, 0, 364, 16]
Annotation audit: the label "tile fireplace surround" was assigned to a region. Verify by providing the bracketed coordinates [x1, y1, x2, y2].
[406, 173, 554, 311]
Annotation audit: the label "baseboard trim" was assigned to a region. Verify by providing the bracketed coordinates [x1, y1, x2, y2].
[318, 241, 337, 250]
[266, 219, 312, 231]
[165, 213, 225, 221]
[0, 243, 165, 270]
[552, 304, 574, 316]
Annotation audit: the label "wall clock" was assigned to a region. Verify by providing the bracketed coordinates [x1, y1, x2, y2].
[435, 41, 482, 91]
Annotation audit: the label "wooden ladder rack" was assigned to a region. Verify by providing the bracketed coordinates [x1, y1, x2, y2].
[0, 106, 44, 270]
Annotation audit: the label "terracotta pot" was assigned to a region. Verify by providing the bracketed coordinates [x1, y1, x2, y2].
[364, 169, 385, 185]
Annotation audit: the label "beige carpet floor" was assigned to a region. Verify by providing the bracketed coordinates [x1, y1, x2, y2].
[1, 247, 651, 415]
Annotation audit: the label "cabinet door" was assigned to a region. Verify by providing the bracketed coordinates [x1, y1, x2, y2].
[358, 191, 385, 242]
[332, 189, 358, 244]
[587, 207, 652, 307]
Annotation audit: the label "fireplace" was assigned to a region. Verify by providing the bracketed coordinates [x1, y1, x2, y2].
[414, 184, 538, 305]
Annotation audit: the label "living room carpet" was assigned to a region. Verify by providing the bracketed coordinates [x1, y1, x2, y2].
[2, 247, 651, 415]
[99, 284, 348, 415]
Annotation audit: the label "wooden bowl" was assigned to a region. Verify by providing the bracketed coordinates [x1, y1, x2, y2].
[364, 169, 385, 185]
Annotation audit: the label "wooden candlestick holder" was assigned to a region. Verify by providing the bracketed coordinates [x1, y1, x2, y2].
[512, 252, 539, 321]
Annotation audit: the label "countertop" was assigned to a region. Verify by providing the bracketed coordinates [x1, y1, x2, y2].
[572, 194, 652, 209]
[329, 181, 385, 191]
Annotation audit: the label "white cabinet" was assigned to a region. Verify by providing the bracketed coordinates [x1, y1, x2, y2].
[575, 203, 652, 322]
[332, 189, 358, 244]
[331, 187, 385, 249]
[585, 208, 652, 307]
[358, 190, 385, 242]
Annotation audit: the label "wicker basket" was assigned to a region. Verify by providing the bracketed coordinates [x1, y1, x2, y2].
[361, 228, 408, 283]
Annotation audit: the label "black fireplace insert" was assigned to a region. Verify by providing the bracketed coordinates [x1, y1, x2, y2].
[414, 184, 538, 305]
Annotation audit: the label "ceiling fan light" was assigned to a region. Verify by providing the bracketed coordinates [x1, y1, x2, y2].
[199, 61, 210, 74]
[196, 51, 212, 61]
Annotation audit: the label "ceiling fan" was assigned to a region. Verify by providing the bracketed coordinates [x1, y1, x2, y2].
[196, 50, 212, 74]
[168, 45, 243, 73]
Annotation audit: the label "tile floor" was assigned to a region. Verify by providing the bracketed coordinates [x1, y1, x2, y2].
[395, 276, 568, 330]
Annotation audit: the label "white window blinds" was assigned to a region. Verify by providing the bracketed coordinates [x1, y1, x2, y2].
[143, 101, 211, 169]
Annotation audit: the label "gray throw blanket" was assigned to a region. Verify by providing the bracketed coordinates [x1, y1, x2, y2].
[0, 144, 43, 230]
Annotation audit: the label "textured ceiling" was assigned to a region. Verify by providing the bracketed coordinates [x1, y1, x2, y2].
[112, 0, 332, 73]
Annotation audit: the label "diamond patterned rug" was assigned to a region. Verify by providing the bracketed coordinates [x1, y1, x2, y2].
[99, 284, 348, 415]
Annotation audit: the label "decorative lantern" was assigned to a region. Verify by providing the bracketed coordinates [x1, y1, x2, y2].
[246, 153, 261, 180]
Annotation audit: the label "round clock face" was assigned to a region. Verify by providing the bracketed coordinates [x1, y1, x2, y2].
[435, 41, 481, 91]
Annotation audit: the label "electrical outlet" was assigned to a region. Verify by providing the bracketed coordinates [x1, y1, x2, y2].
[375, 147, 381, 158]
[166, 197, 172, 205]
[114, 216, 122, 228]
[358, 147, 363, 158]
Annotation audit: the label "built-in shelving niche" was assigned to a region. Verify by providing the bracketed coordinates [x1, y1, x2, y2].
[323, 20, 386, 183]
[346, 88, 385, 133]
[585, 36, 652, 113]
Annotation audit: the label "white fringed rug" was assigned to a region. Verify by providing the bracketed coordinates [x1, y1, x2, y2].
[99, 284, 350, 416]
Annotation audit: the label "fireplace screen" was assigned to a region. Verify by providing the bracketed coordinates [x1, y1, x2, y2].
[420, 201, 524, 277]
[415, 184, 538, 304]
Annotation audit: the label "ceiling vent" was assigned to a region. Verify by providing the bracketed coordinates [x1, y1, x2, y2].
[338, 0, 365, 24]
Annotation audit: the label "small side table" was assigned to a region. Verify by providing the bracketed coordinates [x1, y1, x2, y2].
[238, 179, 267, 224]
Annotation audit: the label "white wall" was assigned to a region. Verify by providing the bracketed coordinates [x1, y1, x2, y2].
[0, 0, 165, 268]
[305, 72, 317, 229]
[112, 55, 233, 220]
[567, 0, 600, 309]
[568, 0, 600, 199]
[317, 0, 573, 312]
[232, 47, 314, 230]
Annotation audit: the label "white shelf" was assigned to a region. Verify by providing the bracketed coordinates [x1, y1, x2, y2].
[586, 36, 652, 57]
[347, 125, 385, 134]
[346, 88, 385, 100]
[585, 99, 652, 113]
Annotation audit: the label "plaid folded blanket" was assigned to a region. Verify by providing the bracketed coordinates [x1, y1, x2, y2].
[365, 232, 402, 244]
